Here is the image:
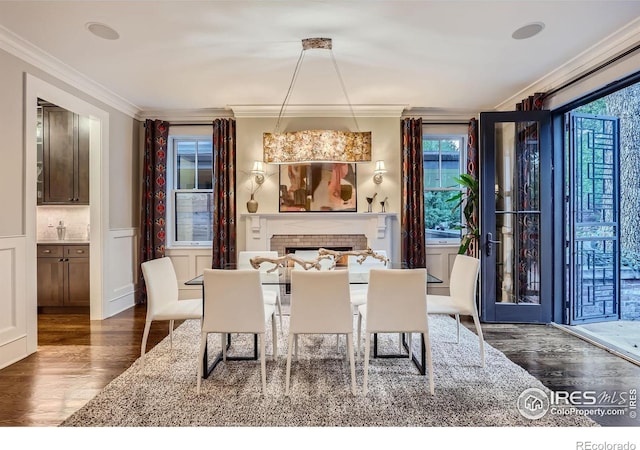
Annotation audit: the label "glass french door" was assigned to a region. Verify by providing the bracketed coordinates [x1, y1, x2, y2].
[480, 111, 553, 323]
[566, 113, 620, 324]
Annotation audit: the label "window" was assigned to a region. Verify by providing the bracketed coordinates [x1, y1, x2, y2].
[423, 134, 466, 244]
[169, 137, 213, 245]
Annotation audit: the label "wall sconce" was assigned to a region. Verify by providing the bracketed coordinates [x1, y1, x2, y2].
[373, 160, 387, 184]
[251, 160, 265, 185]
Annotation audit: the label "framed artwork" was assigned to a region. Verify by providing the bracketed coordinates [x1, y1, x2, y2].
[279, 162, 357, 212]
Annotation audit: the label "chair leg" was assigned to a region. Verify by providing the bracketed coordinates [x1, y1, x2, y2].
[363, 333, 371, 395]
[169, 320, 174, 350]
[294, 335, 298, 360]
[276, 294, 283, 330]
[196, 332, 208, 395]
[285, 334, 294, 395]
[422, 329, 435, 395]
[221, 333, 227, 362]
[357, 312, 362, 359]
[346, 333, 356, 395]
[407, 332, 412, 360]
[260, 333, 267, 395]
[455, 314, 460, 344]
[472, 313, 485, 368]
[140, 320, 152, 368]
[271, 313, 278, 360]
[398, 333, 402, 354]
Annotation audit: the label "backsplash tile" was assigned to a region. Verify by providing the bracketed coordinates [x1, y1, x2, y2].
[37, 205, 90, 241]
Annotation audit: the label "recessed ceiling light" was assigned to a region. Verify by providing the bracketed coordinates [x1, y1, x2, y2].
[86, 22, 120, 40]
[512, 22, 545, 40]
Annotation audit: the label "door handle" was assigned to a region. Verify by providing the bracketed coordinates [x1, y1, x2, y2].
[486, 232, 501, 257]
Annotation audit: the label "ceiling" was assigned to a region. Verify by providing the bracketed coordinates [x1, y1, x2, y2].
[1, 0, 640, 118]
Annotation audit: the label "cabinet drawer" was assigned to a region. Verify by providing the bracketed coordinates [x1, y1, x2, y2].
[65, 245, 89, 258]
[38, 245, 63, 258]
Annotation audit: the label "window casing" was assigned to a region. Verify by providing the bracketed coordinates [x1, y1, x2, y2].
[168, 136, 213, 246]
[423, 134, 467, 244]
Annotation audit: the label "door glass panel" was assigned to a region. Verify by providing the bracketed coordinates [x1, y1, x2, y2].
[493, 121, 541, 305]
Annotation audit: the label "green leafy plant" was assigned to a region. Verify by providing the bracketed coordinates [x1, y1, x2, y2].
[447, 173, 479, 255]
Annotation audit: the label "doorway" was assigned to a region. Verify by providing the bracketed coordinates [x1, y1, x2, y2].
[24, 74, 109, 357]
[563, 85, 640, 362]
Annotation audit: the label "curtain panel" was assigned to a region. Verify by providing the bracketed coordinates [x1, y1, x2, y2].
[211, 118, 237, 269]
[401, 118, 426, 268]
[138, 119, 170, 303]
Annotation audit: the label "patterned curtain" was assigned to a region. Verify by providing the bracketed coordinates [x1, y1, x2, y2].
[401, 118, 426, 268]
[138, 119, 169, 303]
[211, 118, 237, 269]
[515, 93, 545, 302]
[466, 117, 479, 258]
[516, 93, 545, 111]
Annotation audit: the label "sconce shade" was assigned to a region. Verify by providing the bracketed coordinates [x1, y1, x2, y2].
[374, 160, 387, 173]
[251, 160, 265, 174]
[263, 130, 372, 164]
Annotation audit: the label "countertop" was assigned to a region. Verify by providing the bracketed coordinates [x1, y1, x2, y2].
[38, 240, 90, 245]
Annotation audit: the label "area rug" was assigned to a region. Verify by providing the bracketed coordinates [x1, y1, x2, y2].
[61, 315, 597, 427]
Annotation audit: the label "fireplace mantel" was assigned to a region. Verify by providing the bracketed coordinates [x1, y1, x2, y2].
[240, 212, 398, 256]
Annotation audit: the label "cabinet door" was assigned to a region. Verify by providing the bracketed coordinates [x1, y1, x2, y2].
[65, 258, 90, 306]
[42, 107, 76, 203]
[37, 257, 65, 307]
[76, 114, 90, 204]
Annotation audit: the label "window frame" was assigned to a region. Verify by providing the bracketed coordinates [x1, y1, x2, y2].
[423, 133, 467, 245]
[166, 135, 214, 247]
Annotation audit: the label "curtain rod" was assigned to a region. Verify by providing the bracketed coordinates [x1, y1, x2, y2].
[544, 42, 640, 99]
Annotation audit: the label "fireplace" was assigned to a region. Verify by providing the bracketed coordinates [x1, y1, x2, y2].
[241, 212, 398, 260]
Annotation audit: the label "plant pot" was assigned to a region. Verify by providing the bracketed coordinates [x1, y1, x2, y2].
[247, 195, 258, 213]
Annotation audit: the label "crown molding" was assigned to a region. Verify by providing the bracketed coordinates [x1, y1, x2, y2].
[138, 108, 234, 122]
[229, 104, 407, 118]
[494, 16, 640, 111]
[0, 24, 141, 118]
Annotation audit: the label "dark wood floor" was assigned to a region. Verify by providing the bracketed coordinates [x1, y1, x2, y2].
[1, 305, 639, 427]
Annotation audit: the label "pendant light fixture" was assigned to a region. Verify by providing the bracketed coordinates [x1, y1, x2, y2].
[263, 38, 372, 164]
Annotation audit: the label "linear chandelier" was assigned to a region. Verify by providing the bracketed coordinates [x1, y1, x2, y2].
[263, 37, 372, 164]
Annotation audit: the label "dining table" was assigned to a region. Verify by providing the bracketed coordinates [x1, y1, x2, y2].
[185, 263, 442, 378]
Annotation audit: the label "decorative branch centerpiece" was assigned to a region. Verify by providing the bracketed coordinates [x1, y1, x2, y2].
[249, 248, 389, 271]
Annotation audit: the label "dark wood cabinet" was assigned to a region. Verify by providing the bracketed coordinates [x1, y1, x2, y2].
[40, 106, 90, 205]
[37, 244, 90, 310]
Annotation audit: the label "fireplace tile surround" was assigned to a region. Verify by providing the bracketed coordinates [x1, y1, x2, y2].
[241, 212, 398, 260]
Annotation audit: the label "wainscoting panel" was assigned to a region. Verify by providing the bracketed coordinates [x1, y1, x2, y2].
[106, 229, 136, 317]
[0, 236, 27, 370]
[166, 248, 212, 300]
[426, 245, 459, 295]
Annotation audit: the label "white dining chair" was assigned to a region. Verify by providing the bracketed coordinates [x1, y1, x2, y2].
[427, 254, 484, 367]
[357, 268, 435, 395]
[140, 257, 202, 368]
[196, 269, 278, 395]
[286, 270, 356, 395]
[237, 250, 283, 328]
[348, 250, 389, 313]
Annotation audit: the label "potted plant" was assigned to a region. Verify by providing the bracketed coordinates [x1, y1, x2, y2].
[447, 173, 479, 255]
